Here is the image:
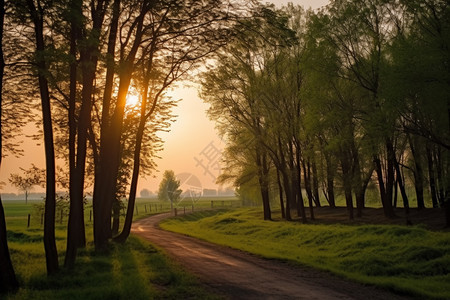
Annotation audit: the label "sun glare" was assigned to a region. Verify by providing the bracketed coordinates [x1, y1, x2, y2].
[126, 93, 140, 107]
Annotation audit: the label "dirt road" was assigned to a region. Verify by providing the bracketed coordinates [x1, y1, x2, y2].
[132, 213, 411, 300]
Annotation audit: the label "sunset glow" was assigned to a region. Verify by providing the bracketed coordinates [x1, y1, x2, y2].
[126, 93, 140, 108]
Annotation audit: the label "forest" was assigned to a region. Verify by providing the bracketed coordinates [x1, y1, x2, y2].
[0, 0, 449, 295]
[201, 1, 450, 224]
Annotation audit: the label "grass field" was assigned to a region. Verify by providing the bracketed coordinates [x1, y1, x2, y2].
[161, 208, 450, 300]
[2, 199, 224, 299]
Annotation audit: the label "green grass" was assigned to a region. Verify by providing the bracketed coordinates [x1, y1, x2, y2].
[3, 197, 239, 231]
[2, 201, 220, 300]
[161, 208, 450, 300]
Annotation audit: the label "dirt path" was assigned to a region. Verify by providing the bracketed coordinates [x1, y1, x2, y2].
[132, 213, 412, 300]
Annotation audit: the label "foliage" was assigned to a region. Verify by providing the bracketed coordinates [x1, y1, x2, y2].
[8, 165, 45, 202]
[158, 170, 182, 204]
[200, 0, 450, 222]
[162, 208, 450, 299]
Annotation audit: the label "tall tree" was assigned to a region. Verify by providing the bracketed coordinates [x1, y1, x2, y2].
[23, 0, 59, 274]
[94, 0, 244, 249]
[65, 0, 111, 268]
[0, 0, 19, 292]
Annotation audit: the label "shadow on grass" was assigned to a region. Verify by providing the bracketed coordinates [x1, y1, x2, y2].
[7, 236, 220, 300]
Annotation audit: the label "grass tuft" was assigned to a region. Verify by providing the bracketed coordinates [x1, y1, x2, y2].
[2, 201, 221, 300]
[161, 208, 450, 300]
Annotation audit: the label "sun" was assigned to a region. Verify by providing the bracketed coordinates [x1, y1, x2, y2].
[126, 93, 140, 107]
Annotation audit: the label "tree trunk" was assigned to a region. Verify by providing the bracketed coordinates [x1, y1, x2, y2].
[94, 8, 146, 250]
[408, 134, 425, 209]
[324, 152, 336, 208]
[351, 139, 364, 217]
[393, 177, 398, 208]
[66, 0, 109, 266]
[26, 0, 59, 274]
[340, 150, 354, 220]
[276, 168, 285, 219]
[111, 200, 120, 237]
[385, 139, 396, 217]
[302, 160, 314, 220]
[426, 144, 439, 208]
[277, 138, 292, 221]
[373, 154, 396, 218]
[115, 68, 155, 242]
[434, 148, 445, 204]
[0, 1, 19, 288]
[281, 170, 292, 221]
[255, 148, 271, 221]
[0, 199, 18, 293]
[312, 160, 321, 207]
[295, 153, 306, 223]
[394, 157, 410, 223]
[65, 0, 84, 268]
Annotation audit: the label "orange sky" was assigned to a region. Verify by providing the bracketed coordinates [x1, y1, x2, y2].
[0, 0, 328, 195]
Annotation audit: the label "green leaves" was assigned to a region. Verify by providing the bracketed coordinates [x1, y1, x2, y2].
[158, 170, 182, 203]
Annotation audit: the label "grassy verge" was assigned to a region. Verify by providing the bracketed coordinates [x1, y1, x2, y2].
[2, 201, 220, 300]
[160, 208, 450, 299]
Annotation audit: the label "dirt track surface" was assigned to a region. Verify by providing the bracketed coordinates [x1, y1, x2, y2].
[132, 213, 412, 300]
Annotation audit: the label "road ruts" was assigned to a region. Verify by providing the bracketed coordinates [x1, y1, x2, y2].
[132, 213, 411, 300]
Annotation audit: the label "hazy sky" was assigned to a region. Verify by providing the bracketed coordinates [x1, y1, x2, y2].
[0, 0, 329, 195]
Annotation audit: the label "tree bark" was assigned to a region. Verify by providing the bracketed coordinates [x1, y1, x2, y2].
[426, 144, 439, 208]
[0, 0, 19, 290]
[65, 0, 83, 269]
[294, 148, 306, 223]
[374, 154, 396, 218]
[324, 152, 336, 208]
[311, 160, 321, 207]
[26, 0, 59, 274]
[408, 134, 425, 209]
[340, 150, 354, 220]
[276, 168, 285, 219]
[394, 157, 410, 222]
[302, 160, 315, 220]
[256, 147, 271, 221]
[0, 199, 18, 293]
[277, 138, 292, 221]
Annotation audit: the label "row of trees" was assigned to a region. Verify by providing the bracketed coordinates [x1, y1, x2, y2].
[0, 0, 252, 293]
[201, 0, 449, 224]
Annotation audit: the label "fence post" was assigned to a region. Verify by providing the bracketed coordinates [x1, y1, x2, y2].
[27, 214, 31, 228]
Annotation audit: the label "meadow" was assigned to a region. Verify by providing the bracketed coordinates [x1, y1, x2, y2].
[161, 208, 450, 300]
[2, 199, 227, 300]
